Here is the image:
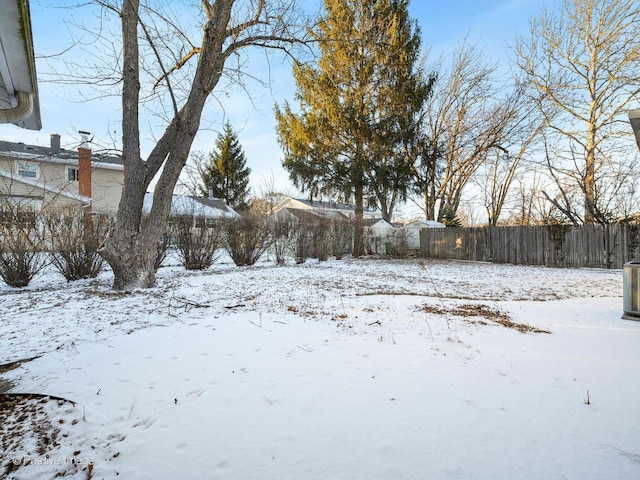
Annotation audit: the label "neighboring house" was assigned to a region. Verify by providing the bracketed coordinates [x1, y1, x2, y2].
[0, 135, 124, 214]
[0, 0, 41, 130]
[270, 207, 352, 260]
[405, 219, 446, 250]
[273, 196, 380, 220]
[142, 192, 239, 225]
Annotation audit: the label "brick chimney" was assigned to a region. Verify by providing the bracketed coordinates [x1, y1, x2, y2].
[50, 133, 61, 153]
[78, 133, 92, 199]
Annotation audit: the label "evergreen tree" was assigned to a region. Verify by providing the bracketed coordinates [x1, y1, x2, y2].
[275, 0, 431, 256]
[200, 122, 251, 210]
[440, 203, 462, 227]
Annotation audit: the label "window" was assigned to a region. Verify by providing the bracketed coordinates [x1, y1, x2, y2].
[67, 167, 79, 182]
[17, 161, 38, 179]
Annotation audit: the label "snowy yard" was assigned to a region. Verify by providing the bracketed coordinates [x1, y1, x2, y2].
[1, 256, 639, 479]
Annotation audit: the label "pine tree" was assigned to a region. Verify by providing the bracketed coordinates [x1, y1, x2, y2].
[200, 122, 251, 210]
[440, 203, 462, 227]
[275, 0, 431, 256]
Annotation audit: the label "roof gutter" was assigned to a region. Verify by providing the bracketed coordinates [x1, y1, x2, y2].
[629, 109, 640, 152]
[0, 90, 33, 122]
[0, 0, 41, 129]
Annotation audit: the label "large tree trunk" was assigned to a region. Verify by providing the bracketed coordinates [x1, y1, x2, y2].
[424, 190, 435, 221]
[101, 0, 232, 289]
[102, 231, 158, 290]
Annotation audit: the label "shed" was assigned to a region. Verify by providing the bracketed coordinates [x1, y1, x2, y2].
[364, 218, 398, 255]
[405, 220, 445, 250]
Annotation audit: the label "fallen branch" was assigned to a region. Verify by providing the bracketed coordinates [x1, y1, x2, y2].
[172, 295, 212, 308]
[223, 304, 246, 309]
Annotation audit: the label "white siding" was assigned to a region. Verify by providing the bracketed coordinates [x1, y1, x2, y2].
[0, 153, 124, 213]
[91, 168, 124, 213]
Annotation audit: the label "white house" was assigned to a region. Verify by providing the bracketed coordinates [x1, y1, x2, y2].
[0, 135, 124, 215]
[405, 219, 446, 250]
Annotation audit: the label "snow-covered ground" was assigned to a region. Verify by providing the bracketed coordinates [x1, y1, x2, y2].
[1, 255, 639, 479]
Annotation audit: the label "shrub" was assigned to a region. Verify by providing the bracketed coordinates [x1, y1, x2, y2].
[172, 215, 222, 270]
[221, 213, 273, 266]
[0, 205, 47, 287]
[330, 218, 352, 260]
[270, 218, 296, 266]
[386, 228, 409, 257]
[309, 217, 331, 261]
[43, 206, 110, 281]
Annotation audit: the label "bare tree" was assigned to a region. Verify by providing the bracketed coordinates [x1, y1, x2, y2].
[476, 84, 545, 225]
[504, 172, 550, 226]
[414, 42, 506, 223]
[81, 0, 311, 289]
[178, 150, 208, 197]
[512, 0, 640, 224]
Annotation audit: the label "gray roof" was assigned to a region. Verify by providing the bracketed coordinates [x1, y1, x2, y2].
[0, 140, 124, 166]
[192, 196, 238, 215]
[363, 218, 394, 227]
[293, 197, 378, 214]
[277, 207, 349, 224]
[143, 192, 239, 219]
[407, 220, 446, 228]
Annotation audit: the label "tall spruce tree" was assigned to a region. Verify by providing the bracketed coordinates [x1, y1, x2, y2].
[275, 0, 431, 256]
[200, 122, 251, 210]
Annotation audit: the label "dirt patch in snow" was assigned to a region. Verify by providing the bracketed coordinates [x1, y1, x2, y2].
[420, 302, 552, 334]
[0, 395, 88, 478]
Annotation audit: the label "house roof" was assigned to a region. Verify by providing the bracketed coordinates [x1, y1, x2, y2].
[142, 192, 239, 219]
[288, 197, 378, 214]
[406, 219, 446, 228]
[275, 207, 349, 224]
[363, 217, 395, 228]
[288, 208, 322, 223]
[0, 0, 41, 130]
[0, 139, 124, 169]
[279, 207, 327, 223]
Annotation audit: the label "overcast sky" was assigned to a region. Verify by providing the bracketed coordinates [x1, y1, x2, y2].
[0, 0, 548, 199]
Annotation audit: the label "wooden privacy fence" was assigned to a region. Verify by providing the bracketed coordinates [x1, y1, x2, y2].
[419, 224, 640, 269]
